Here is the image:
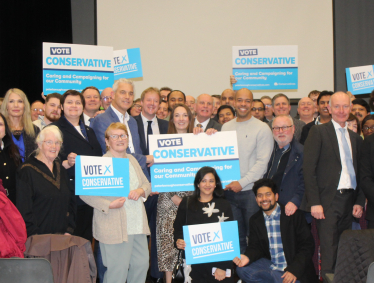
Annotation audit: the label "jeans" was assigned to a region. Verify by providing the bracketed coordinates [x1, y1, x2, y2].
[95, 242, 106, 283]
[236, 258, 300, 283]
[224, 190, 259, 253]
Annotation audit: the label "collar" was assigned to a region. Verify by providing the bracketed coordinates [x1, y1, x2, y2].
[263, 203, 280, 219]
[141, 112, 157, 124]
[275, 142, 290, 152]
[111, 105, 129, 122]
[194, 117, 210, 127]
[332, 119, 348, 131]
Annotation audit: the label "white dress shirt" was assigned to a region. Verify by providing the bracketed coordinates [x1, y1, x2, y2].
[194, 117, 210, 131]
[83, 113, 91, 127]
[110, 105, 135, 153]
[332, 119, 355, 189]
[140, 113, 160, 147]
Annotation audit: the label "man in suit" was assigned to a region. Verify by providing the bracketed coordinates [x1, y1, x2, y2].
[90, 78, 153, 179]
[134, 87, 168, 283]
[268, 93, 305, 142]
[302, 91, 365, 280]
[81, 86, 102, 126]
[194, 94, 222, 131]
[234, 178, 316, 283]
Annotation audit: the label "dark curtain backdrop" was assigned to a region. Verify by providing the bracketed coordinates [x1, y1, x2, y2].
[0, 0, 72, 103]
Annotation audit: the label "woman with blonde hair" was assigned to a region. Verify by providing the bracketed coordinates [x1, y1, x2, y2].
[0, 88, 39, 161]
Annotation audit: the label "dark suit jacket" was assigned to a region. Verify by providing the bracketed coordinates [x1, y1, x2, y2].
[360, 133, 374, 221]
[299, 120, 315, 145]
[265, 138, 305, 208]
[205, 118, 222, 131]
[134, 114, 169, 155]
[301, 121, 365, 212]
[245, 205, 317, 283]
[89, 106, 150, 180]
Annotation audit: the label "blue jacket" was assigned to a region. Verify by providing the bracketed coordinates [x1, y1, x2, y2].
[90, 106, 150, 180]
[265, 138, 305, 208]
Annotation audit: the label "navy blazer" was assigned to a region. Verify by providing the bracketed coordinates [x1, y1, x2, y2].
[245, 205, 317, 283]
[265, 138, 305, 208]
[89, 106, 150, 180]
[134, 114, 169, 155]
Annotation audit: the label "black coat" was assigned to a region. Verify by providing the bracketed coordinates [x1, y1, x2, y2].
[0, 138, 19, 204]
[360, 133, 374, 221]
[245, 205, 317, 283]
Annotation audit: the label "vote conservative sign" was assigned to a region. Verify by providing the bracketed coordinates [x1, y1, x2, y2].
[43, 42, 114, 95]
[346, 65, 374, 95]
[75, 156, 130, 197]
[148, 132, 241, 192]
[183, 221, 240, 265]
[232, 45, 298, 90]
[113, 48, 143, 79]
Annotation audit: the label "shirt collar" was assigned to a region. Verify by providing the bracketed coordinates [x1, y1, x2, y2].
[332, 118, 348, 131]
[263, 203, 280, 219]
[111, 105, 129, 122]
[194, 117, 210, 128]
[141, 112, 157, 124]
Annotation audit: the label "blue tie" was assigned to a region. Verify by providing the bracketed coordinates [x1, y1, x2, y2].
[339, 128, 356, 188]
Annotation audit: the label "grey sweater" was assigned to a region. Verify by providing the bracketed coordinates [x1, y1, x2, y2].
[222, 116, 273, 191]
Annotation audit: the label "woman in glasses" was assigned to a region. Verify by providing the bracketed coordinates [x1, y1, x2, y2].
[81, 122, 151, 283]
[362, 114, 374, 139]
[127, 98, 142, 117]
[16, 126, 75, 237]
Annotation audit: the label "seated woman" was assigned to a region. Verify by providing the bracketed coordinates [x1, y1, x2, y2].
[174, 166, 234, 283]
[0, 113, 22, 204]
[16, 126, 75, 237]
[80, 122, 151, 283]
[217, 105, 236, 125]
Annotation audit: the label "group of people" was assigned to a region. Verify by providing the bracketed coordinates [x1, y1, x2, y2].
[1, 78, 374, 283]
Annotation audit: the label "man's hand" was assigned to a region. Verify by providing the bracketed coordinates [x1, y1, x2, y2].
[224, 181, 242, 193]
[233, 254, 249, 267]
[176, 239, 186, 250]
[230, 75, 237, 86]
[146, 155, 154, 167]
[94, 110, 105, 117]
[281, 271, 297, 283]
[352, 204, 363, 218]
[205, 128, 217, 135]
[214, 268, 226, 281]
[311, 205, 325, 219]
[193, 127, 204, 135]
[109, 197, 126, 209]
[285, 202, 298, 216]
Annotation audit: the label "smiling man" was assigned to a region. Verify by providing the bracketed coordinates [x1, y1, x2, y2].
[234, 178, 316, 283]
[194, 94, 222, 131]
[351, 98, 370, 124]
[297, 97, 315, 124]
[82, 86, 102, 126]
[222, 88, 273, 253]
[268, 93, 305, 142]
[33, 93, 61, 130]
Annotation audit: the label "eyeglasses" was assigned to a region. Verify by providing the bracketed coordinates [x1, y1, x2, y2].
[264, 104, 272, 108]
[109, 134, 128, 140]
[251, 107, 264, 112]
[133, 105, 142, 110]
[272, 125, 293, 132]
[363, 126, 374, 132]
[102, 96, 112, 101]
[43, 140, 62, 147]
[32, 108, 44, 112]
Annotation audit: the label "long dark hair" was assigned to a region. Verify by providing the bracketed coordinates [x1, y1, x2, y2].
[189, 167, 224, 210]
[167, 104, 194, 134]
[0, 113, 22, 166]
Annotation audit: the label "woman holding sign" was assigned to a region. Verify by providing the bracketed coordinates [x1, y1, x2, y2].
[174, 166, 234, 282]
[80, 122, 151, 283]
[156, 104, 195, 283]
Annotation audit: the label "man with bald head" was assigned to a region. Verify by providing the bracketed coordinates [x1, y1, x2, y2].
[297, 97, 315, 124]
[301, 91, 364, 280]
[194, 94, 221, 131]
[100, 87, 113, 110]
[222, 88, 273, 253]
[221, 89, 235, 107]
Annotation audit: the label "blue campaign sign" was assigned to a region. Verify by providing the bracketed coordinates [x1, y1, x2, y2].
[149, 132, 241, 193]
[346, 65, 374, 95]
[75, 156, 130, 197]
[113, 48, 143, 79]
[183, 221, 240, 265]
[232, 45, 298, 90]
[43, 42, 114, 95]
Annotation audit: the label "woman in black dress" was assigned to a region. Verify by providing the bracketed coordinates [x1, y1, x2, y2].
[174, 166, 235, 283]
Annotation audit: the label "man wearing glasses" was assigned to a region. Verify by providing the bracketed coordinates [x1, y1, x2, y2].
[100, 87, 113, 110]
[251, 99, 266, 122]
[30, 100, 45, 121]
[264, 115, 305, 218]
[260, 96, 275, 123]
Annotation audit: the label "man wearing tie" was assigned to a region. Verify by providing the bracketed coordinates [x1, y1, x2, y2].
[194, 94, 222, 131]
[302, 91, 365, 280]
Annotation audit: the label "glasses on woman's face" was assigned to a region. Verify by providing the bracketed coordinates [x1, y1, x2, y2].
[109, 134, 128, 140]
[43, 140, 62, 147]
[363, 125, 374, 132]
[133, 104, 142, 110]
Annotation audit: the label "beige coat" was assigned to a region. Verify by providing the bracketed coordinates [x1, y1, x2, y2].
[80, 152, 151, 244]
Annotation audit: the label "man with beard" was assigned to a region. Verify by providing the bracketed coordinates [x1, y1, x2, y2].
[33, 93, 61, 130]
[299, 91, 332, 145]
[234, 178, 316, 283]
[222, 88, 273, 253]
[351, 98, 370, 125]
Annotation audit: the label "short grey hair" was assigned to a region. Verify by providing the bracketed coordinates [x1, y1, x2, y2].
[35, 125, 63, 155]
[112, 78, 135, 94]
[273, 115, 294, 126]
[272, 93, 290, 107]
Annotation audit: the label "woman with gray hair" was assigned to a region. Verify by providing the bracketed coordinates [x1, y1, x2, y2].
[16, 125, 76, 237]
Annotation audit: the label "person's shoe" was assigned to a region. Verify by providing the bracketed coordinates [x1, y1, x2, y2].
[150, 276, 163, 283]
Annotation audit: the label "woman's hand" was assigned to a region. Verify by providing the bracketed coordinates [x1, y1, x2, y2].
[214, 268, 226, 281]
[176, 239, 186, 250]
[63, 152, 77, 169]
[109, 197, 126, 209]
[128, 188, 145, 201]
[171, 195, 182, 206]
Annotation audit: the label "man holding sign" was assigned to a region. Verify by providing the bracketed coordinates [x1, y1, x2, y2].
[234, 179, 316, 283]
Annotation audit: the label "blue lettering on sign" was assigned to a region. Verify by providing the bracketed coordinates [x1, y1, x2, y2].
[239, 49, 258, 56]
[50, 47, 71, 55]
[157, 138, 183, 148]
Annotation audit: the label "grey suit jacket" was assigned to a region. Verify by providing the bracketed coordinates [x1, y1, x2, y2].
[205, 118, 222, 131]
[301, 121, 365, 212]
[268, 117, 305, 142]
